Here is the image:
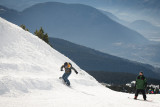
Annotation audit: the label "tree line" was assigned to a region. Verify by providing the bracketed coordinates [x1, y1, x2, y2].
[20, 24, 50, 45]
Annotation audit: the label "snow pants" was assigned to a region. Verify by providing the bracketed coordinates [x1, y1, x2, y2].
[135, 89, 146, 100]
[62, 72, 71, 86]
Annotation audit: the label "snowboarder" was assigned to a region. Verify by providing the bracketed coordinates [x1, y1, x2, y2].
[60, 62, 78, 86]
[134, 72, 147, 100]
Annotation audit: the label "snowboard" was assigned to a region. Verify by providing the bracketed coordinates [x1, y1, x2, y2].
[59, 77, 71, 87]
[128, 97, 153, 102]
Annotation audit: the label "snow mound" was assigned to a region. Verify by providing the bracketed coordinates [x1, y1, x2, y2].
[0, 17, 96, 95]
[0, 17, 160, 107]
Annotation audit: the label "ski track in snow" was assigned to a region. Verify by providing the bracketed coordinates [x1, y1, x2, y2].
[0, 17, 160, 107]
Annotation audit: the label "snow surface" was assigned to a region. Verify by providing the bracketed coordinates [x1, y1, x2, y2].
[0, 17, 160, 107]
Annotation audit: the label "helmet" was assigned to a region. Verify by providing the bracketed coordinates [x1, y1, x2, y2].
[64, 62, 72, 68]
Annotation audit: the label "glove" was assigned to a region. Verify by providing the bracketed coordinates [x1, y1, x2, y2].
[135, 82, 137, 88]
[75, 71, 78, 74]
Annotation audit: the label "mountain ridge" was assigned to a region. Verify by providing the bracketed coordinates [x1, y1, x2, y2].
[49, 37, 160, 79]
[0, 2, 149, 46]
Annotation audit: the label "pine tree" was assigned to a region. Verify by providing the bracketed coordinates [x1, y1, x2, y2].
[44, 33, 49, 44]
[34, 27, 50, 44]
[20, 24, 29, 31]
[34, 29, 38, 35]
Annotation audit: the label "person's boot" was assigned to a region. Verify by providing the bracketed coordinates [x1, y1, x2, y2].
[66, 82, 70, 87]
[134, 96, 137, 100]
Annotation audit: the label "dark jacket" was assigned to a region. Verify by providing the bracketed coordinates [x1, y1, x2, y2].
[136, 75, 147, 89]
[61, 64, 78, 74]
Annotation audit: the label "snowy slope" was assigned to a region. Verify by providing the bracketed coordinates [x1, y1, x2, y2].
[0, 17, 159, 107]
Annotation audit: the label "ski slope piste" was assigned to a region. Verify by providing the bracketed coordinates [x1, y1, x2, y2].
[0, 17, 159, 107]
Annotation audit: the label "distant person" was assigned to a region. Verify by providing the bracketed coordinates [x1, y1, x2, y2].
[60, 62, 78, 86]
[134, 72, 147, 100]
[151, 90, 154, 94]
[148, 89, 152, 94]
[154, 89, 156, 94]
